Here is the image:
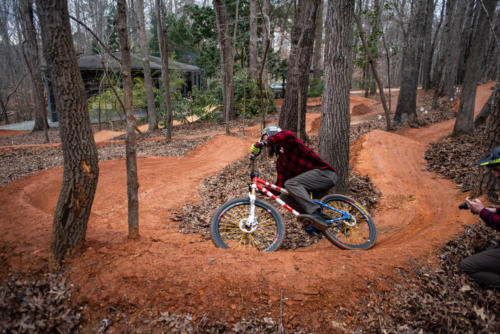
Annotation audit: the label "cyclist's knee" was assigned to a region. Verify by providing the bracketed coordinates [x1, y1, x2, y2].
[284, 179, 299, 189]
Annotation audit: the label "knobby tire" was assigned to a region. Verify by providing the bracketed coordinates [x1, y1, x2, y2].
[210, 198, 285, 251]
[320, 194, 376, 250]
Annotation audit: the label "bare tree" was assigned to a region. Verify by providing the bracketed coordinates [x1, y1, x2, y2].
[436, 0, 467, 99]
[456, 0, 476, 85]
[312, 0, 324, 79]
[19, 0, 49, 141]
[156, 0, 173, 141]
[319, 0, 354, 194]
[453, 0, 499, 135]
[279, 0, 321, 140]
[249, 0, 258, 80]
[36, 0, 99, 264]
[117, 0, 140, 238]
[393, 0, 428, 126]
[135, 0, 158, 131]
[420, 0, 436, 90]
[258, 0, 271, 129]
[214, 0, 235, 134]
[354, 14, 391, 130]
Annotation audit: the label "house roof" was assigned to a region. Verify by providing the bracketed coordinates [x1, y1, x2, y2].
[78, 53, 199, 72]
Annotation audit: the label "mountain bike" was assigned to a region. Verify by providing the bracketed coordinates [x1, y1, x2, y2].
[210, 155, 377, 251]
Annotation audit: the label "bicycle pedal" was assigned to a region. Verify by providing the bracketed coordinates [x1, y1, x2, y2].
[297, 216, 313, 227]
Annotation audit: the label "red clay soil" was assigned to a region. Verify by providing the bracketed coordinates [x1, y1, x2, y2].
[0, 84, 494, 332]
[0, 129, 29, 137]
[274, 95, 377, 113]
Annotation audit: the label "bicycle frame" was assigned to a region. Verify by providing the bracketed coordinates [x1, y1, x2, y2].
[249, 175, 355, 226]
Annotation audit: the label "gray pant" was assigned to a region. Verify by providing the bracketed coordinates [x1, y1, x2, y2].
[281, 169, 337, 214]
[459, 243, 500, 289]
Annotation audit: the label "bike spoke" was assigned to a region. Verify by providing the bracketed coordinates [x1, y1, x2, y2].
[217, 204, 279, 251]
[323, 199, 372, 247]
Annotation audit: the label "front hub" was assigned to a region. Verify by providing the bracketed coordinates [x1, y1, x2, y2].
[239, 218, 258, 233]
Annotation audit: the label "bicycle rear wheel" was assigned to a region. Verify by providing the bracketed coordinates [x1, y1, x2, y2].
[320, 194, 376, 250]
[210, 198, 284, 251]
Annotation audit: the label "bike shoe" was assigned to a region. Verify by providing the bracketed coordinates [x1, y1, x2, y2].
[304, 226, 323, 238]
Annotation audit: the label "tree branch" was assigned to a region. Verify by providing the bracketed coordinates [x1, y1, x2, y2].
[69, 14, 120, 62]
[354, 13, 392, 130]
[101, 59, 142, 134]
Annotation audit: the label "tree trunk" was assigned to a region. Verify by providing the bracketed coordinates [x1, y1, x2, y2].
[393, 0, 427, 126]
[477, 85, 500, 202]
[453, 0, 498, 135]
[118, 0, 140, 239]
[482, 9, 500, 80]
[249, 0, 258, 80]
[432, 0, 455, 105]
[0, 98, 9, 124]
[36, 0, 99, 265]
[259, 0, 271, 129]
[135, 0, 158, 131]
[279, 0, 320, 140]
[456, 0, 476, 85]
[354, 14, 391, 130]
[438, 0, 467, 98]
[427, 0, 445, 89]
[319, 0, 354, 194]
[420, 0, 435, 90]
[262, 0, 271, 84]
[19, 0, 49, 141]
[312, 0, 323, 79]
[156, 0, 173, 141]
[214, 0, 235, 131]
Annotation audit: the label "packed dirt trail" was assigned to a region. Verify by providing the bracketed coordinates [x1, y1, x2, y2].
[0, 85, 493, 332]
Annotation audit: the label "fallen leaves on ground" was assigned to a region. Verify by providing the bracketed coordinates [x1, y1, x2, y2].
[0, 272, 81, 333]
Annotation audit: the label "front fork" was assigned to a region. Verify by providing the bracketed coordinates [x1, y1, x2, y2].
[246, 184, 258, 229]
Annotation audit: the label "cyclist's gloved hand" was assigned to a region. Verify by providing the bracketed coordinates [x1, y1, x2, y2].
[251, 142, 262, 155]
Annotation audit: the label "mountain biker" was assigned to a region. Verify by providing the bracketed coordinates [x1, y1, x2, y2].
[459, 145, 500, 289]
[251, 125, 337, 238]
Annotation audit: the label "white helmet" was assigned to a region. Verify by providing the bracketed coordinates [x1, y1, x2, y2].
[262, 125, 282, 138]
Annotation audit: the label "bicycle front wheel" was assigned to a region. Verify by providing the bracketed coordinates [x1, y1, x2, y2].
[210, 198, 284, 251]
[320, 194, 376, 250]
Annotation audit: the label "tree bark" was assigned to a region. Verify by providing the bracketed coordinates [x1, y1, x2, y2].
[456, 0, 476, 85]
[279, 0, 320, 140]
[453, 0, 498, 135]
[420, 0, 436, 90]
[432, 0, 455, 105]
[118, 0, 140, 239]
[249, 0, 258, 80]
[36, 0, 99, 265]
[135, 0, 158, 131]
[477, 85, 500, 202]
[259, 0, 272, 129]
[19, 0, 49, 140]
[393, 0, 427, 126]
[312, 0, 323, 79]
[319, 0, 354, 194]
[427, 0, 445, 89]
[156, 0, 173, 141]
[214, 0, 235, 132]
[438, 0, 467, 98]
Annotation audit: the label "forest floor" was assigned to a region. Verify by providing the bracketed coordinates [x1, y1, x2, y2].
[0, 83, 498, 333]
